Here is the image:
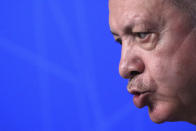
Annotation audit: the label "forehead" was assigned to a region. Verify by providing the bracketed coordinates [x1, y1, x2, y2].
[109, 0, 168, 32]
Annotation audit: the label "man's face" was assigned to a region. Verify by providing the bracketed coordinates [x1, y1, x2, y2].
[109, 0, 196, 123]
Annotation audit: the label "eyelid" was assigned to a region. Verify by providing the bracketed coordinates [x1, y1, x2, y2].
[133, 32, 152, 38]
[132, 32, 153, 44]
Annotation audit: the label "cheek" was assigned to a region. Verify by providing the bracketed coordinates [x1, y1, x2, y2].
[146, 35, 196, 90]
[143, 28, 196, 122]
[145, 57, 187, 122]
[146, 56, 173, 86]
[145, 54, 188, 100]
[145, 44, 196, 112]
[151, 27, 196, 89]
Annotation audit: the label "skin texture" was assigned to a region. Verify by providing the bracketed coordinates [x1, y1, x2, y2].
[109, 0, 196, 124]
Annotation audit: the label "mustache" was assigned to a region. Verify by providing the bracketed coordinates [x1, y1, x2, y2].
[127, 77, 156, 91]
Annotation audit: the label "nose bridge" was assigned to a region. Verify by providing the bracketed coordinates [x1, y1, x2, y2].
[119, 43, 144, 78]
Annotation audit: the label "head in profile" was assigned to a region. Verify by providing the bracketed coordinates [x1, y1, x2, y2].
[109, 0, 196, 124]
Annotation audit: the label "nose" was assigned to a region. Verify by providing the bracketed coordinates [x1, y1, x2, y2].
[119, 45, 145, 79]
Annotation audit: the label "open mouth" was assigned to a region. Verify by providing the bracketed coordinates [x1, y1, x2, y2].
[130, 90, 150, 96]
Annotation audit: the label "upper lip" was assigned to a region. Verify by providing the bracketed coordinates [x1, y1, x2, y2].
[127, 78, 153, 96]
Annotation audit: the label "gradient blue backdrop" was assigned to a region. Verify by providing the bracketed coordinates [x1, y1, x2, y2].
[0, 0, 195, 131]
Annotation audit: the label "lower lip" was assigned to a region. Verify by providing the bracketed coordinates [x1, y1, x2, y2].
[133, 92, 151, 108]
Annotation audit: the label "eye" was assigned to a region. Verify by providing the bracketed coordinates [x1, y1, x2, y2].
[134, 32, 151, 39]
[115, 38, 122, 45]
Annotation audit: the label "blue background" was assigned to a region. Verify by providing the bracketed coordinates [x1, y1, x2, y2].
[0, 0, 195, 130]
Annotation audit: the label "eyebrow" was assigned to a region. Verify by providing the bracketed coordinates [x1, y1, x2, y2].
[111, 21, 161, 38]
[110, 20, 140, 36]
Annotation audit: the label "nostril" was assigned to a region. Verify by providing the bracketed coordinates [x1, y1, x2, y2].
[119, 57, 145, 79]
[130, 71, 140, 79]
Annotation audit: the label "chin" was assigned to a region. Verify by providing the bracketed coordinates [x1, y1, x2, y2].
[149, 113, 167, 124]
[148, 102, 180, 124]
[149, 110, 166, 124]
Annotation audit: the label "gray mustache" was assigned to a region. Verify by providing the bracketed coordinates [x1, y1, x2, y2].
[128, 78, 156, 91]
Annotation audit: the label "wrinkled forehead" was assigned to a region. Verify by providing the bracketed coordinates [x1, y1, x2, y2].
[109, 0, 143, 11]
[109, 0, 169, 32]
[109, 0, 167, 12]
[109, 0, 168, 17]
[109, 0, 143, 26]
